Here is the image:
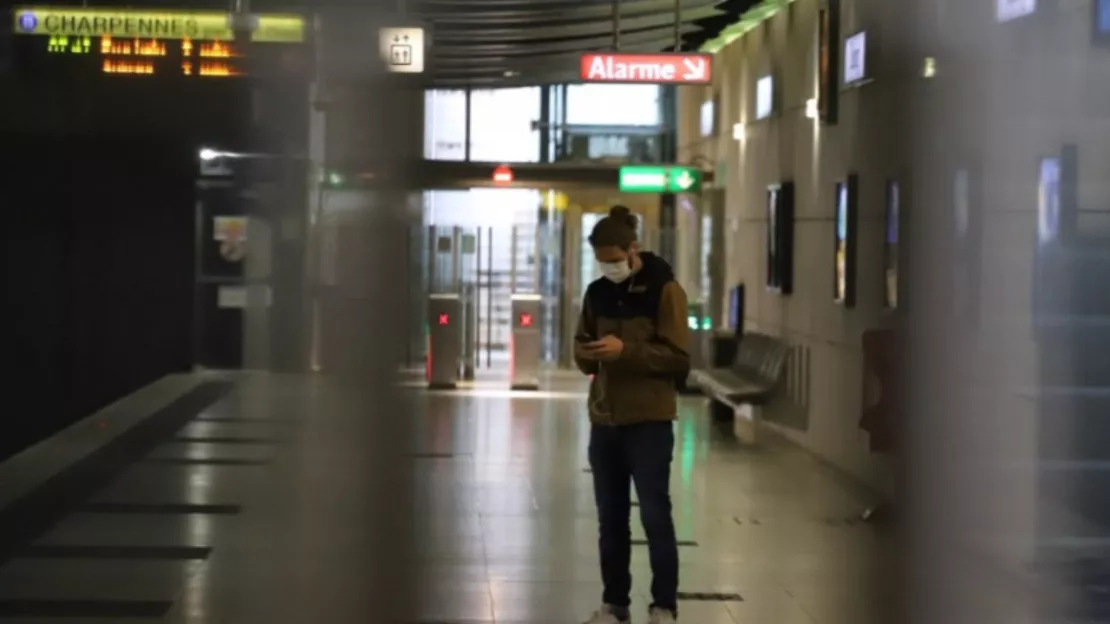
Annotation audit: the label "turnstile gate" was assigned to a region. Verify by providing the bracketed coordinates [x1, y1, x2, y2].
[427, 294, 463, 389]
[509, 294, 543, 390]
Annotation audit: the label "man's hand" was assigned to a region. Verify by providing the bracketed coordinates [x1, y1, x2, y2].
[575, 340, 599, 361]
[585, 335, 624, 361]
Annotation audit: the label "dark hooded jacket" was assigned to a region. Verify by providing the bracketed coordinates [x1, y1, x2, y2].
[574, 252, 690, 426]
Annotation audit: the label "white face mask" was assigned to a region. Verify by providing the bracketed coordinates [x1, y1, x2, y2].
[599, 260, 632, 283]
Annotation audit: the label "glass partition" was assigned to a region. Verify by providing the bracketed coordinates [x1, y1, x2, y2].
[468, 87, 542, 162]
[423, 89, 466, 160]
[424, 84, 671, 164]
[566, 84, 662, 126]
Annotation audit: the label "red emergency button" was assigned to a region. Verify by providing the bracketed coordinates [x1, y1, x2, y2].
[519, 313, 533, 328]
[438, 313, 450, 326]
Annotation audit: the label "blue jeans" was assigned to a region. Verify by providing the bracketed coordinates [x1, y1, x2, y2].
[589, 421, 678, 615]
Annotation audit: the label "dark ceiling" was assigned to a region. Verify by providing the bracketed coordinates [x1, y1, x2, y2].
[417, 0, 758, 87]
[0, 0, 758, 86]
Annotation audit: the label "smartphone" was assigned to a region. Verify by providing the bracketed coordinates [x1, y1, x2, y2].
[575, 334, 595, 344]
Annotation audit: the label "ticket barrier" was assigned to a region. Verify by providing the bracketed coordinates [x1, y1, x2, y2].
[427, 294, 463, 389]
[460, 283, 478, 381]
[509, 294, 543, 390]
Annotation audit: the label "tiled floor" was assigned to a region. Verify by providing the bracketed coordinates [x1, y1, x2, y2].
[0, 372, 889, 623]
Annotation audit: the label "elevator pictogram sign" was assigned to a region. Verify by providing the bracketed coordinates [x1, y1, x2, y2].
[390, 35, 412, 66]
[379, 27, 425, 74]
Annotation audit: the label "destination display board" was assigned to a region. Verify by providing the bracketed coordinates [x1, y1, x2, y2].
[11, 6, 307, 78]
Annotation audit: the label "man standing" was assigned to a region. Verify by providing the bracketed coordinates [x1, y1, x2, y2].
[575, 205, 690, 624]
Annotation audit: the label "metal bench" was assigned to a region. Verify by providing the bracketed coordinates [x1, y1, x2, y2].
[688, 332, 789, 422]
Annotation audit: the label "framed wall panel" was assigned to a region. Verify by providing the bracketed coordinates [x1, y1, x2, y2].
[766, 181, 795, 294]
[834, 174, 859, 306]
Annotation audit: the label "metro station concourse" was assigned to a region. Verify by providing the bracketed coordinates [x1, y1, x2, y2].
[3, 0, 1103, 622]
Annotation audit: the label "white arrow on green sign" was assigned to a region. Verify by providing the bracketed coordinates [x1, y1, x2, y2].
[618, 165, 703, 193]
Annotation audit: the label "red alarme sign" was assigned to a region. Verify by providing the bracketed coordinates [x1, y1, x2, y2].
[579, 53, 713, 85]
[519, 313, 533, 328]
[438, 313, 450, 326]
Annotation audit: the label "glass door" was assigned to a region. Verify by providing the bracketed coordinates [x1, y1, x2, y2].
[194, 179, 250, 369]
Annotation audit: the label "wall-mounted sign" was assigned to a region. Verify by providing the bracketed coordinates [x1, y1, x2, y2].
[579, 52, 712, 84]
[12, 7, 307, 78]
[834, 174, 859, 307]
[699, 99, 716, 137]
[766, 182, 795, 294]
[216, 285, 248, 309]
[996, 0, 1035, 22]
[37, 35, 246, 76]
[843, 31, 867, 85]
[884, 180, 901, 310]
[1095, 0, 1110, 41]
[379, 26, 425, 74]
[11, 7, 306, 42]
[755, 75, 774, 120]
[818, 2, 840, 124]
[213, 215, 247, 242]
[213, 216, 248, 262]
[1037, 157, 1060, 246]
[618, 165, 702, 193]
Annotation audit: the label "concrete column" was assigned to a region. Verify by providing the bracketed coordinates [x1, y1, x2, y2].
[294, 9, 421, 622]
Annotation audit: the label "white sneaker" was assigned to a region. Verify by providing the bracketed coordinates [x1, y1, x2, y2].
[646, 607, 677, 624]
[583, 605, 630, 624]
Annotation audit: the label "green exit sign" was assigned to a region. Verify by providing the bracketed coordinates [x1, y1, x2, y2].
[618, 166, 703, 193]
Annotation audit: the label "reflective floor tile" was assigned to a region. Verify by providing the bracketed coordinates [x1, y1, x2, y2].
[490, 581, 648, 623]
[177, 421, 291, 439]
[780, 578, 892, 624]
[414, 535, 487, 562]
[34, 512, 232, 548]
[0, 619, 164, 624]
[412, 580, 495, 622]
[145, 443, 276, 463]
[487, 561, 603, 584]
[670, 601, 740, 624]
[90, 465, 253, 505]
[723, 586, 817, 624]
[0, 596, 172, 619]
[0, 559, 203, 601]
[414, 561, 491, 584]
[0, 374, 889, 624]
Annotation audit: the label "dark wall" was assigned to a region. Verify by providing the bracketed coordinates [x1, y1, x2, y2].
[0, 135, 195, 460]
[0, 36, 309, 459]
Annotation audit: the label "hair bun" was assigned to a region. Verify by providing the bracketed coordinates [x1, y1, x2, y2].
[609, 204, 637, 228]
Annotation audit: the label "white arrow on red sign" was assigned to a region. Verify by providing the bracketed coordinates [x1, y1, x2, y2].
[579, 53, 713, 85]
[681, 57, 707, 82]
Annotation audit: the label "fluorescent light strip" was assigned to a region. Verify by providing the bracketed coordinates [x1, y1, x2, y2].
[700, 0, 797, 54]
